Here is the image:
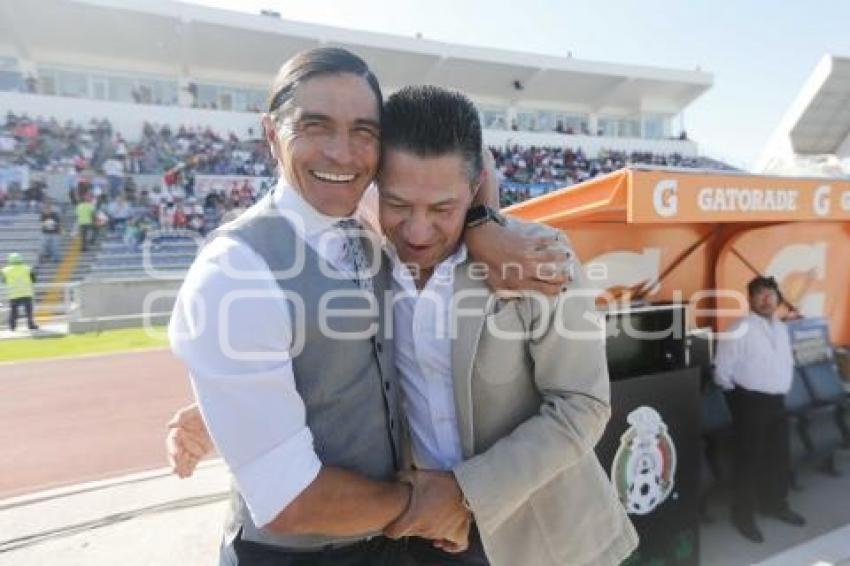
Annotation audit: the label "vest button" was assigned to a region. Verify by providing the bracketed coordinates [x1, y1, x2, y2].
[384, 381, 391, 391]
[375, 341, 383, 353]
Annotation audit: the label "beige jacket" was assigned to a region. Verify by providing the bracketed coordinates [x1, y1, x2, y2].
[447, 232, 639, 566]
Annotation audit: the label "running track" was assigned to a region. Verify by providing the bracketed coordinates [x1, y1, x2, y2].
[0, 349, 196, 499]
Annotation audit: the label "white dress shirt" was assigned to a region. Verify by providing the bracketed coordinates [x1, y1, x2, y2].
[714, 312, 795, 395]
[390, 245, 467, 471]
[169, 180, 380, 528]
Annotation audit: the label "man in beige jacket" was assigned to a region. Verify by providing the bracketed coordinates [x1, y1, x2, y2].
[167, 85, 637, 565]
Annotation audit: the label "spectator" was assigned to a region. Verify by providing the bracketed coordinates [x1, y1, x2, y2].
[1, 252, 38, 331]
[94, 207, 109, 246]
[102, 156, 125, 198]
[123, 219, 143, 253]
[40, 201, 62, 263]
[173, 203, 188, 229]
[159, 199, 175, 230]
[76, 194, 96, 251]
[107, 194, 132, 232]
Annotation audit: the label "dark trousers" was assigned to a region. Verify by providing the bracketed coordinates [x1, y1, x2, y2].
[726, 387, 791, 520]
[407, 525, 489, 566]
[80, 224, 95, 251]
[9, 297, 37, 330]
[232, 534, 415, 566]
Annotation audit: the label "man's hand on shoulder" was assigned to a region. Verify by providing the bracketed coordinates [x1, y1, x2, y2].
[166, 403, 214, 478]
[465, 218, 576, 296]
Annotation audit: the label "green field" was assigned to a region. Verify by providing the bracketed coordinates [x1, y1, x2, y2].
[0, 326, 169, 363]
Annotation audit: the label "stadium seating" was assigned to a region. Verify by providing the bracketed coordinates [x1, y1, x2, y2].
[0, 209, 42, 268]
[88, 231, 201, 280]
[796, 362, 850, 474]
[786, 369, 817, 487]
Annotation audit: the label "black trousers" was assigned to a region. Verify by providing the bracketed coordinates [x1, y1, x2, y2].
[232, 534, 415, 566]
[726, 387, 791, 520]
[80, 224, 95, 250]
[8, 297, 36, 330]
[407, 524, 489, 566]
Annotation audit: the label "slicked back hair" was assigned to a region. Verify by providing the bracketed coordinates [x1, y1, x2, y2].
[267, 47, 382, 120]
[381, 85, 483, 186]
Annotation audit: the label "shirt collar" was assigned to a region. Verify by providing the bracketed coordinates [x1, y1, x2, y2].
[749, 311, 779, 327]
[272, 178, 378, 240]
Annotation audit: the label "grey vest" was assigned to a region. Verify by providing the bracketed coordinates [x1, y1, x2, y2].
[218, 193, 401, 549]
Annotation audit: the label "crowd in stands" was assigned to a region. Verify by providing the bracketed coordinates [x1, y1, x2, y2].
[1, 112, 738, 220]
[0, 112, 275, 177]
[493, 145, 736, 206]
[0, 112, 273, 254]
[69, 177, 267, 255]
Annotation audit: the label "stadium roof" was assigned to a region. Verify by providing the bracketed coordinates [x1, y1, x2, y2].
[0, 0, 712, 115]
[787, 55, 850, 155]
[757, 55, 850, 172]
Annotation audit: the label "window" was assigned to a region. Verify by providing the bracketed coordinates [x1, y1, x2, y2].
[39, 74, 56, 95]
[219, 92, 233, 111]
[196, 84, 218, 108]
[516, 111, 537, 132]
[0, 71, 22, 92]
[0, 57, 21, 92]
[481, 107, 507, 130]
[554, 112, 589, 134]
[536, 111, 554, 132]
[195, 83, 266, 112]
[618, 119, 641, 138]
[643, 114, 668, 139]
[598, 117, 619, 137]
[56, 70, 88, 98]
[108, 76, 134, 103]
[144, 79, 177, 106]
[38, 66, 178, 105]
[599, 116, 641, 138]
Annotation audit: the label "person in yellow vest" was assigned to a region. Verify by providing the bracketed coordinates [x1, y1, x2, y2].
[1, 253, 39, 331]
[76, 194, 96, 252]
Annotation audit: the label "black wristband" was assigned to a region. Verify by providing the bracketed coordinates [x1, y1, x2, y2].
[465, 205, 506, 228]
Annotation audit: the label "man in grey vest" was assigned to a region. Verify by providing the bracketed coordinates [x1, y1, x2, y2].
[169, 48, 572, 565]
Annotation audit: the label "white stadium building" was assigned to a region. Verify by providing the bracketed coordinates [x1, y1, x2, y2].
[757, 54, 850, 178]
[0, 0, 712, 157]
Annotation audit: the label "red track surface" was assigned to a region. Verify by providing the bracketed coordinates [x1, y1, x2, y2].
[0, 349, 195, 499]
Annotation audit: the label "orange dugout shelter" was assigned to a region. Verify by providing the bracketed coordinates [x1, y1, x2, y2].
[505, 167, 850, 345]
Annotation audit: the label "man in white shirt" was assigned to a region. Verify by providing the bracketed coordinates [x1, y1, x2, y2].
[714, 276, 805, 543]
[374, 85, 635, 566]
[169, 49, 572, 566]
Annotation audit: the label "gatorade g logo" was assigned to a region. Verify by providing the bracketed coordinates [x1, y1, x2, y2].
[653, 180, 678, 218]
[813, 185, 831, 217]
[584, 248, 662, 301]
[766, 241, 827, 317]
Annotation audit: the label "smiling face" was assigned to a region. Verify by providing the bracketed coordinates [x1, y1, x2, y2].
[379, 149, 477, 278]
[264, 72, 380, 217]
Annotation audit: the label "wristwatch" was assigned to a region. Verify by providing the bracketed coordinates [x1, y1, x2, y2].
[465, 205, 506, 228]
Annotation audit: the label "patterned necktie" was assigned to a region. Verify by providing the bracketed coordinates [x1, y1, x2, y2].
[335, 218, 374, 292]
